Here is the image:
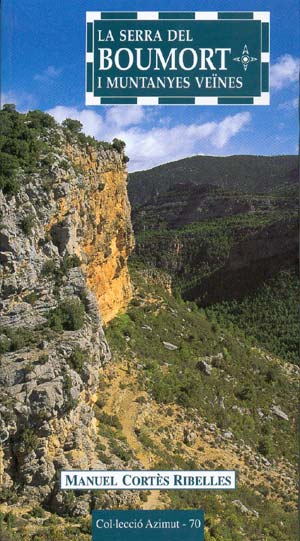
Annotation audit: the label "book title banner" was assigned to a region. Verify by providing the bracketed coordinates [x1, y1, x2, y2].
[86, 11, 270, 106]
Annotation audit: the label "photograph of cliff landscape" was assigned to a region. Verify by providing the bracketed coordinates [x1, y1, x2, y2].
[0, 1, 299, 540]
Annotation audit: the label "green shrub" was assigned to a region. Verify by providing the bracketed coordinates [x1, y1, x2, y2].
[68, 347, 87, 374]
[112, 137, 129, 163]
[21, 428, 39, 452]
[97, 451, 112, 465]
[2, 104, 16, 113]
[0, 107, 61, 196]
[258, 436, 275, 457]
[139, 492, 149, 502]
[98, 140, 114, 150]
[42, 515, 60, 526]
[0, 175, 20, 195]
[135, 429, 155, 449]
[29, 506, 46, 518]
[41, 154, 56, 169]
[97, 411, 122, 430]
[0, 152, 20, 194]
[112, 138, 126, 153]
[0, 488, 18, 506]
[41, 260, 58, 277]
[60, 159, 70, 171]
[62, 373, 79, 411]
[42, 176, 54, 192]
[0, 152, 19, 178]
[48, 299, 85, 331]
[235, 385, 254, 401]
[95, 397, 106, 409]
[0, 327, 36, 352]
[109, 441, 133, 462]
[96, 441, 106, 452]
[12, 329, 30, 351]
[61, 254, 81, 273]
[41, 255, 81, 284]
[62, 118, 83, 134]
[0, 335, 11, 353]
[27, 109, 57, 129]
[23, 291, 39, 305]
[20, 214, 35, 235]
[135, 395, 147, 404]
[265, 365, 281, 383]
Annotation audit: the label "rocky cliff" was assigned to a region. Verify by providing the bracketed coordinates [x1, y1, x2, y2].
[47, 142, 134, 325]
[0, 112, 134, 511]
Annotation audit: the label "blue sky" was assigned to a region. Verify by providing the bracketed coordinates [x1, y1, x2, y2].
[1, 0, 299, 170]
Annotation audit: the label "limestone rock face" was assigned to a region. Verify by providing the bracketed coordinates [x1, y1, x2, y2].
[58, 143, 134, 324]
[0, 131, 134, 505]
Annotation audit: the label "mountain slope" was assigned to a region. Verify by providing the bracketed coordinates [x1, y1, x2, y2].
[128, 154, 298, 208]
[132, 182, 298, 308]
[104, 269, 298, 541]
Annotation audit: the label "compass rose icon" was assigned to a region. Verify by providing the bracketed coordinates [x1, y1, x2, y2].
[233, 45, 257, 71]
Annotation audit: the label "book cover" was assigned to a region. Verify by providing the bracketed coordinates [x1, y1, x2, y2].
[0, 1, 298, 540]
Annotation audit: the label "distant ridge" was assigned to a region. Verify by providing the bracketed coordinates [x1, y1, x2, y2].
[128, 154, 298, 208]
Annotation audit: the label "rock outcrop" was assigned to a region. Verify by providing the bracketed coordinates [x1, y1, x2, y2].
[0, 126, 134, 508]
[46, 142, 134, 324]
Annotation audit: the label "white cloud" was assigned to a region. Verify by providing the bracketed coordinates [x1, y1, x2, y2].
[47, 106, 104, 137]
[105, 105, 145, 128]
[210, 114, 251, 148]
[34, 66, 62, 82]
[1, 91, 36, 112]
[270, 55, 299, 90]
[116, 112, 251, 170]
[47, 105, 251, 171]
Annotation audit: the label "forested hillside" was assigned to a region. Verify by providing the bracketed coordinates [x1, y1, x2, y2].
[129, 154, 298, 207]
[131, 183, 298, 312]
[206, 269, 299, 364]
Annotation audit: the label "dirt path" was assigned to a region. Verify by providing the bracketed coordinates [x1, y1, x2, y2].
[104, 365, 163, 509]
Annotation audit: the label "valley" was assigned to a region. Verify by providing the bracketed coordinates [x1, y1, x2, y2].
[0, 108, 298, 541]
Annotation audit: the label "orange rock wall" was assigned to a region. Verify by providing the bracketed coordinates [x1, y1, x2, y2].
[49, 144, 134, 324]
